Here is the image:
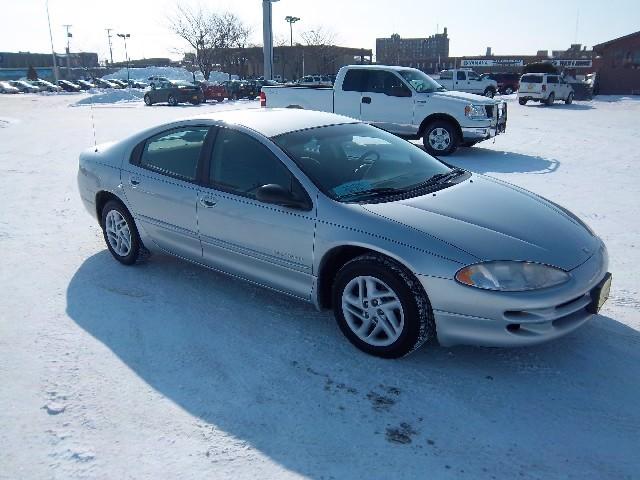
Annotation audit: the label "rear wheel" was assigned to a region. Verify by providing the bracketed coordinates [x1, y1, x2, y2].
[216, 98, 224, 103]
[422, 120, 458, 156]
[168, 94, 178, 106]
[332, 253, 435, 358]
[483, 87, 496, 98]
[518, 98, 527, 105]
[565, 92, 574, 105]
[101, 200, 141, 265]
[504, 87, 513, 95]
[545, 92, 555, 106]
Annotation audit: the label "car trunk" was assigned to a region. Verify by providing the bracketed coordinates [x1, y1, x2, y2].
[520, 75, 544, 94]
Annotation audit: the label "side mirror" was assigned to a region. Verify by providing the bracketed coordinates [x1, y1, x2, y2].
[389, 85, 411, 97]
[256, 184, 310, 210]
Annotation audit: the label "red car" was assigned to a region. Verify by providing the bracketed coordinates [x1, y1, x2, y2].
[198, 81, 226, 102]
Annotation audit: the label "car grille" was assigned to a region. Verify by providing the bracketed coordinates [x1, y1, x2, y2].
[485, 105, 494, 118]
[503, 293, 592, 324]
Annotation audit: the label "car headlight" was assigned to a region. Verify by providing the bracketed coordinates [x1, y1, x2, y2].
[455, 261, 570, 291]
[464, 104, 487, 119]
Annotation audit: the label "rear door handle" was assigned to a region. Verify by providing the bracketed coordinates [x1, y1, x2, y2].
[200, 197, 217, 208]
[362, 96, 371, 104]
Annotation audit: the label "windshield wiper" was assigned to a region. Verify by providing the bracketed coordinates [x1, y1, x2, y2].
[405, 168, 467, 191]
[336, 187, 403, 201]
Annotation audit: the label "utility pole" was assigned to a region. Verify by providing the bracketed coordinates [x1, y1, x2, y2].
[105, 28, 114, 64]
[262, 0, 280, 81]
[45, 0, 59, 82]
[117, 33, 131, 85]
[63, 24, 72, 78]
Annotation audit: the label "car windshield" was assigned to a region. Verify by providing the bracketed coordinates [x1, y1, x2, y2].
[273, 123, 454, 202]
[397, 69, 445, 93]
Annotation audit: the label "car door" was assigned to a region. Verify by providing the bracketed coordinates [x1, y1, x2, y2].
[196, 126, 316, 300]
[359, 70, 414, 135]
[559, 77, 570, 99]
[334, 69, 366, 119]
[122, 125, 211, 260]
[455, 70, 468, 92]
[466, 71, 483, 93]
[546, 75, 559, 98]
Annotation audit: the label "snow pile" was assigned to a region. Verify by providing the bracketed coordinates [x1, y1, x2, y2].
[73, 89, 144, 106]
[103, 66, 236, 83]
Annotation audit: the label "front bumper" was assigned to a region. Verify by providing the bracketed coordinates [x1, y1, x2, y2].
[418, 243, 609, 347]
[461, 102, 507, 141]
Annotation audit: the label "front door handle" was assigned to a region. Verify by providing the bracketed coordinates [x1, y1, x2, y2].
[200, 197, 217, 208]
[362, 96, 371, 104]
[130, 178, 140, 187]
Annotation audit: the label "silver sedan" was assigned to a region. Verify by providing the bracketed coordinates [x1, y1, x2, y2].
[77, 109, 611, 358]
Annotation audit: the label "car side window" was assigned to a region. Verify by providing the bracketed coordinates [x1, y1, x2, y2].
[468, 71, 480, 80]
[209, 128, 299, 200]
[139, 127, 209, 181]
[439, 71, 453, 80]
[364, 70, 407, 95]
[456, 71, 467, 80]
[547, 76, 558, 84]
[342, 70, 367, 92]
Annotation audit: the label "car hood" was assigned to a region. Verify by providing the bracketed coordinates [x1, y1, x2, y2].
[362, 175, 599, 270]
[430, 90, 496, 104]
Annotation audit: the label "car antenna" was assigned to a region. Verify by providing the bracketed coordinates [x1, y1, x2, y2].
[86, 70, 98, 152]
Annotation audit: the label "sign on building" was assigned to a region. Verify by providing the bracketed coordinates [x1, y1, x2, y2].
[551, 59, 593, 68]
[461, 59, 524, 67]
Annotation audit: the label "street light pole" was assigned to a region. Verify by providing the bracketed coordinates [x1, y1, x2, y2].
[63, 24, 72, 77]
[106, 28, 114, 64]
[262, 0, 280, 81]
[285, 16, 300, 47]
[45, 0, 59, 82]
[117, 33, 131, 85]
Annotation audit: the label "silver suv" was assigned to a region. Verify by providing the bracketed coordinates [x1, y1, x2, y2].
[518, 73, 574, 106]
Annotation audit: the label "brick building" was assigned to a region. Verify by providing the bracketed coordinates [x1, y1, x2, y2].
[376, 30, 449, 69]
[593, 31, 640, 94]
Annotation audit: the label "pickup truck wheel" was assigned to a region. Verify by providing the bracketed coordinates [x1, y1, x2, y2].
[565, 92, 574, 105]
[504, 87, 513, 95]
[518, 98, 527, 105]
[423, 121, 458, 156]
[332, 253, 436, 358]
[545, 92, 555, 106]
[483, 87, 496, 98]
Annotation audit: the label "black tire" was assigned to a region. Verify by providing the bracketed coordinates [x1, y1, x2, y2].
[332, 253, 436, 359]
[143, 94, 152, 106]
[216, 98, 224, 103]
[422, 120, 458, 156]
[483, 87, 495, 98]
[504, 87, 513, 95]
[101, 200, 142, 266]
[168, 94, 178, 106]
[518, 98, 527, 105]
[545, 92, 555, 106]
[565, 92, 574, 105]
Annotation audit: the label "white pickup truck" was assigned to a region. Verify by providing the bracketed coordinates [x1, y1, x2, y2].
[436, 69, 498, 98]
[261, 65, 507, 156]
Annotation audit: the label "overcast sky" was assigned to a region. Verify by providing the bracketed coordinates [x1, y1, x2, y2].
[1, 0, 638, 63]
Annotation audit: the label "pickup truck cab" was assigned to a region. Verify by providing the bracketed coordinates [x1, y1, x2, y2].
[437, 69, 498, 98]
[261, 65, 507, 156]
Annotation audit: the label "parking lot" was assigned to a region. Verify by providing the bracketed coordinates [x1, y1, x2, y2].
[1, 92, 639, 479]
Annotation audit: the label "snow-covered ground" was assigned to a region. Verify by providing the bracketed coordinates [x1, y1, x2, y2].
[0, 93, 638, 479]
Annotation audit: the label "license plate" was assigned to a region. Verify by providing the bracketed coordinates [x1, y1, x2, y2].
[588, 273, 612, 313]
[192, 95, 198, 100]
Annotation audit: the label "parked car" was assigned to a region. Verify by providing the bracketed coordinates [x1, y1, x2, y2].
[94, 78, 119, 89]
[143, 80, 203, 106]
[518, 73, 574, 106]
[78, 109, 610, 358]
[57, 80, 81, 92]
[127, 79, 148, 89]
[222, 80, 258, 100]
[9, 80, 39, 93]
[0, 81, 20, 93]
[261, 65, 507, 156]
[30, 79, 62, 92]
[147, 76, 169, 88]
[110, 79, 129, 88]
[196, 81, 226, 102]
[76, 79, 95, 90]
[437, 69, 498, 97]
[481, 72, 520, 95]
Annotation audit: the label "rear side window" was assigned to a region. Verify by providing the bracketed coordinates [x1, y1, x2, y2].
[547, 76, 558, 83]
[139, 127, 209, 181]
[456, 71, 466, 80]
[439, 71, 453, 80]
[521, 75, 543, 83]
[342, 70, 367, 92]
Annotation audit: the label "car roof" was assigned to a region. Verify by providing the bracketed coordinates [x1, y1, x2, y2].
[191, 108, 359, 137]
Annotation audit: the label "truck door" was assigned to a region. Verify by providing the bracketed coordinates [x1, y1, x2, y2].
[455, 70, 468, 92]
[466, 71, 483, 93]
[334, 69, 365, 120]
[359, 70, 414, 136]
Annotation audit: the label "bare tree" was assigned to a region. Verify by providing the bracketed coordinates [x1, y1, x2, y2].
[169, 4, 218, 80]
[300, 26, 336, 47]
[300, 26, 339, 75]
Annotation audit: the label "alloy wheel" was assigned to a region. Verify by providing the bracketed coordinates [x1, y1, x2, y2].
[105, 210, 132, 257]
[428, 128, 451, 151]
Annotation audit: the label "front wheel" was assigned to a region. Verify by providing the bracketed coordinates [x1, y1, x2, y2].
[101, 200, 142, 265]
[332, 254, 436, 358]
[504, 87, 514, 95]
[483, 87, 495, 98]
[143, 94, 152, 106]
[545, 92, 555, 106]
[168, 94, 178, 106]
[518, 98, 528, 105]
[422, 120, 458, 156]
[565, 92, 574, 105]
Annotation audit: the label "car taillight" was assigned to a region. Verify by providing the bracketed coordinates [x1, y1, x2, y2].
[260, 91, 266, 107]
[542, 84, 547, 92]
